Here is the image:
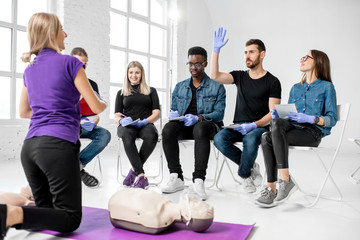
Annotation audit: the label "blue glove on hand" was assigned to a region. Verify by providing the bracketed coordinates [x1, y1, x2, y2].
[234, 122, 257, 135]
[132, 119, 148, 128]
[288, 112, 315, 124]
[120, 116, 133, 126]
[80, 117, 95, 131]
[180, 114, 198, 127]
[213, 27, 229, 53]
[169, 110, 180, 120]
[270, 109, 279, 119]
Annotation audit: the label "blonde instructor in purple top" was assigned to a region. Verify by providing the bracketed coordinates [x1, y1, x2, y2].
[0, 13, 106, 239]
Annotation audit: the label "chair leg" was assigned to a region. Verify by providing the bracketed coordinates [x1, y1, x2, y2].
[215, 156, 242, 191]
[291, 149, 342, 208]
[91, 155, 103, 185]
[350, 164, 360, 184]
[206, 143, 220, 189]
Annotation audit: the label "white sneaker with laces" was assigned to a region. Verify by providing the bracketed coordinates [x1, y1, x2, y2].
[193, 178, 207, 200]
[251, 162, 263, 187]
[161, 173, 185, 193]
[243, 177, 256, 193]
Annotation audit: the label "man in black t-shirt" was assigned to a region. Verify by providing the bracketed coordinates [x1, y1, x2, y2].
[210, 28, 281, 193]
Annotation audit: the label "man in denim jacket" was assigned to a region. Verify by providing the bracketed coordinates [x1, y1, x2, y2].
[161, 46, 226, 200]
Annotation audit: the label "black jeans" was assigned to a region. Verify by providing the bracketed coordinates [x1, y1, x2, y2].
[162, 121, 218, 181]
[19, 136, 82, 233]
[261, 118, 322, 183]
[117, 123, 158, 176]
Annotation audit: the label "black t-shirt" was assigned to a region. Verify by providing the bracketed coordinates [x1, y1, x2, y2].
[114, 85, 160, 120]
[88, 78, 99, 94]
[185, 81, 198, 115]
[230, 70, 281, 123]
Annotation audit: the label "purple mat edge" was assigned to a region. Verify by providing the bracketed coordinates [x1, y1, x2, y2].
[40, 206, 255, 240]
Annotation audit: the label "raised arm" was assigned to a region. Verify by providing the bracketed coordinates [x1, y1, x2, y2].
[209, 27, 234, 84]
[74, 67, 106, 115]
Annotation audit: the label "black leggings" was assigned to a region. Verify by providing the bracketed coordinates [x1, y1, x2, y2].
[19, 136, 82, 233]
[117, 123, 158, 176]
[162, 121, 218, 181]
[261, 118, 322, 183]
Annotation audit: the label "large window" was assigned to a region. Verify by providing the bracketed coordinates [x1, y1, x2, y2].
[0, 0, 47, 121]
[109, 0, 169, 119]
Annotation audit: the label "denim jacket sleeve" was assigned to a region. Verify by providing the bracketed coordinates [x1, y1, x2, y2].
[200, 83, 226, 123]
[322, 83, 337, 128]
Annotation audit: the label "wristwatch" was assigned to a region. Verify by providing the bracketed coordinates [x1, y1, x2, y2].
[198, 115, 205, 122]
[314, 116, 320, 124]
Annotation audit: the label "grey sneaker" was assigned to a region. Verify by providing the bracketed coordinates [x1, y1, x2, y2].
[274, 177, 298, 203]
[242, 177, 256, 193]
[193, 178, 207, 200]
[161, 173, 185, 193]
[251, 162, 263, 187]
[255, 187, 277, 207]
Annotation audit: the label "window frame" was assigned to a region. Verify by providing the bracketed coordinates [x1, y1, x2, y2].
[109, 0, 170, 119]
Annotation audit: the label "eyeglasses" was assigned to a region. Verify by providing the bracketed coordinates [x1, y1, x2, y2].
[300, 55, 314, 62]
[186, 61, 206, 69]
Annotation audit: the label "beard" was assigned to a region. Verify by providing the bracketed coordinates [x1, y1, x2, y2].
[246, 56, 261, 69]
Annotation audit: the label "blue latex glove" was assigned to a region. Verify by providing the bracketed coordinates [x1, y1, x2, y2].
[169, 110, 180, 120]
[213, 27, 229, 53]
[270, 109, 279, 119]
[120, 116, 133, 126]
[234, 122, 257, 135]
[180, 114, 198, 127]
[288, 112, 315, 124]
[80, 117, 95, 131]
[132, 119, 148, 128]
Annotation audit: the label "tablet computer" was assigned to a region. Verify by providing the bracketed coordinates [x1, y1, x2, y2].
[169, 116, 186, 121]
[275, 104, 297, 118]
[222, 124, 242, 129]
[123, 118, 140, 127]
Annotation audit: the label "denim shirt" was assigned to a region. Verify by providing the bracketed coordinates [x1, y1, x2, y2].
[288, 79, 337, 137]
[171, 73, 226, 124]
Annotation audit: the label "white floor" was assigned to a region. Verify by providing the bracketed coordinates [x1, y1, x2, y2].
[1, 145, 360, 240]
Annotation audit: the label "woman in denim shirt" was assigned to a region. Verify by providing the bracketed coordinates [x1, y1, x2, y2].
[255, 50, 337, 207]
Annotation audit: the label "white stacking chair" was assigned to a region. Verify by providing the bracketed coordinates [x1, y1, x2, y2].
[348, 138, 360, 184]
[215, 142, 243, 190]
[289, 103, 351, 207]
[117, 111, 164, 186]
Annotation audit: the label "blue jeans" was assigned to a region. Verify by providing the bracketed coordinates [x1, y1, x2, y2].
[213, 127, 267, 178]
[80, 126, 111, 166]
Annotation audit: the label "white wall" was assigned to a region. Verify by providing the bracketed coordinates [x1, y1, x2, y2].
[176, 0, 360, 152]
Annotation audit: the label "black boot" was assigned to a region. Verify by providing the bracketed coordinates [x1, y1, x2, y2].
[0, 204, 9, 240]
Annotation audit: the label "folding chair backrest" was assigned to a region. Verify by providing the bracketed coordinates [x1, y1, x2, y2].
[334, 103, 351, 152]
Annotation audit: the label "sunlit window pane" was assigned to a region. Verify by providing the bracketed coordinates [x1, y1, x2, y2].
[17, 0, 47, 26]
[0, 27, 11, 72]
[150, 25, 166, 57]
[151, 0, 166, 25]
[17, 30, 28, 73]
[110, 49, 126, 84]
[0, 77, 11, 119]
[156, 90, 168, 119]
[110, 12, 127, 48]
[0, 0, 12, 23]
[109, 86, 121, 118]
[149, 58, 166, 88]
[131, 0, 148, 17]
[128, 53, 148, 83]
[111, 0, 127, 12]
[129, 18, 149, 52]
[16, 78, 23, 119]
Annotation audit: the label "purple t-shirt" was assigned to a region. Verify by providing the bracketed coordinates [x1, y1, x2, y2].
[23, 48, 84, 144]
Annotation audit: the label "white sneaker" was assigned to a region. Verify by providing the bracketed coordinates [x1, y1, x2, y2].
[193, 178, 207, 200]
[161, 173, 185, 193]
[251, 162, 263, 187]
[243, 177, 256, 193]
